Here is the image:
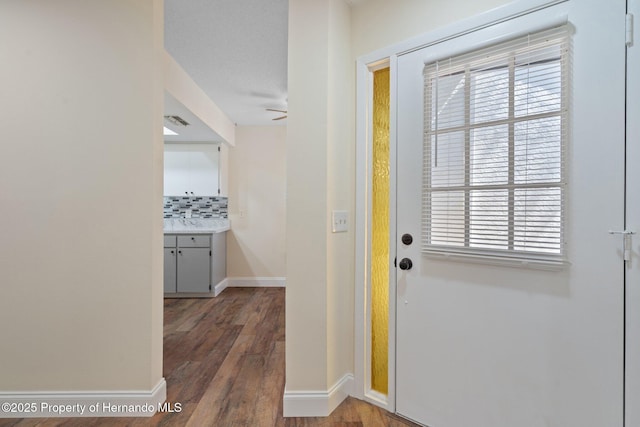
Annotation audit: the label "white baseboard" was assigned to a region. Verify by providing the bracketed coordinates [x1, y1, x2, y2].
[364, 389, 389, 410]
[0, 379, 166, 418]
[283, 373, 354, 417]
[226, 277, 286, 288]
[214, 277, 229, 296]
[177, 277, 284, 298]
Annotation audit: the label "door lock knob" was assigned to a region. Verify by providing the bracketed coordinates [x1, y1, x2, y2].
[398, 258, 413, 270]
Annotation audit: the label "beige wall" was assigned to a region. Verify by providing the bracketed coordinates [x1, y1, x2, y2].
[287, 0, 331, 391]
[0, 1, 164, 391]
[227, 126, 287, 278]
[326, 0, 356, 390]
[350, 0, 511, 58]
[286, 0, 355, 398]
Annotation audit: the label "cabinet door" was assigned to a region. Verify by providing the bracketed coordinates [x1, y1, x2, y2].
[163, 148, 190, 196]
[177, 248, 210, 293]
[163, 248, 177, 293]
[189, 147, 219, 196]
[164, 144, 219, 196]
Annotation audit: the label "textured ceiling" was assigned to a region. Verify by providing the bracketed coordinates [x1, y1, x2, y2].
[164, 0, 289, 127]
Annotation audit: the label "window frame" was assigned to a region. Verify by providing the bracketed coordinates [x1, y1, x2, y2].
[421, 26, 569, 269]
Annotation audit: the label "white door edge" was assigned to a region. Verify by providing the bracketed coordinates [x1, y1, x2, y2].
[625, 0, 640, 425]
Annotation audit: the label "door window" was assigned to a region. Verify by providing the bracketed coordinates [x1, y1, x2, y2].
[423, 26, 569, 265]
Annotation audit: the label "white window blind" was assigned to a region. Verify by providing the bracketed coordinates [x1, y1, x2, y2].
[422, 26, 569, 265]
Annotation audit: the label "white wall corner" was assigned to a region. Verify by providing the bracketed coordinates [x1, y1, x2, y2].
[226, 277, 286, 288]
[282, 373, 354, 417]
[0, 379, 166, 418]
[214, 277, 229, 296]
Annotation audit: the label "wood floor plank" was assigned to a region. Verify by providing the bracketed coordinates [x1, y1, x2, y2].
[250, 340, 285, 427]
[183, 334, 254, 426]
[214, 354, 265, 426]
[161, 332, 194, 374]
[231, 288, 268, 327]
[164, 360, 201, 403]
[174, 297, 224, 333]
[248, 300, 281, 355]
[162, 299, 199, 334]
[188, 324, 241, 362]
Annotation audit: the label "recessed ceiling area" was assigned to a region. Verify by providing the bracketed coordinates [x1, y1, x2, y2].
[164, 0, 289, 127]
[163, 92, 224, 143]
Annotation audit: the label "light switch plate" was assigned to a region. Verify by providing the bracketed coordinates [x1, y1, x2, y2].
[332, 210, 348, 233]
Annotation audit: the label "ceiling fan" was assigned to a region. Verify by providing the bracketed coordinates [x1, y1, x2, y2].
[266, 108, 287, 121]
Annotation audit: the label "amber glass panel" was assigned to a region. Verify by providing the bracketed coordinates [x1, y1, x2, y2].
[371, 67, 390, 395]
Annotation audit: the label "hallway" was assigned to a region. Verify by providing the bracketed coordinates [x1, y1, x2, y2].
[0, 288, 416, 426]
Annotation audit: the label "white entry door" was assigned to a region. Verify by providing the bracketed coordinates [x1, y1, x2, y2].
[395, 1, 627, 426]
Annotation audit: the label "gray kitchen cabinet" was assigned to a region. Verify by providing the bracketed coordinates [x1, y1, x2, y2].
[176, 234, 211, 292]
[163, 232, 227, 295]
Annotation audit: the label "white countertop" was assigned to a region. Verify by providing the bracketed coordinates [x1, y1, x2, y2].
[163, 218, 230, 234]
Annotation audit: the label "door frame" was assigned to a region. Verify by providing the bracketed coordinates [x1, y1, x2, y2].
[354, 53, 397, 412]
[353, 0, 578, 415]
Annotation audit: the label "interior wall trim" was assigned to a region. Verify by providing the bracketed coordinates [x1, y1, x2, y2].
[226, 277, 286, 288]
[0, 379, 166, 418]
[214, 277, 285, 296]
[282, 373, 354, 417]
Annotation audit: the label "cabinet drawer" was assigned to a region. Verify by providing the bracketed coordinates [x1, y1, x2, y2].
[178, 235, 210, 248]
[164, 235, 177, 248]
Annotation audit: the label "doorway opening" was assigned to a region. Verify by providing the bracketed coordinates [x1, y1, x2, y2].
[356, 2, 631, 425]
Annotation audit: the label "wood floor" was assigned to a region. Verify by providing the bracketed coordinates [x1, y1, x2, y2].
[0, 288, 418, 427]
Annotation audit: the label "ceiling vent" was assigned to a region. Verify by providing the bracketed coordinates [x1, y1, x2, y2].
[266, 108, 287, 121]
[164, 115, 190, 127]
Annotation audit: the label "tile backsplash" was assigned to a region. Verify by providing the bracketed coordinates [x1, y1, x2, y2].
[163, 196, 228, 219]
